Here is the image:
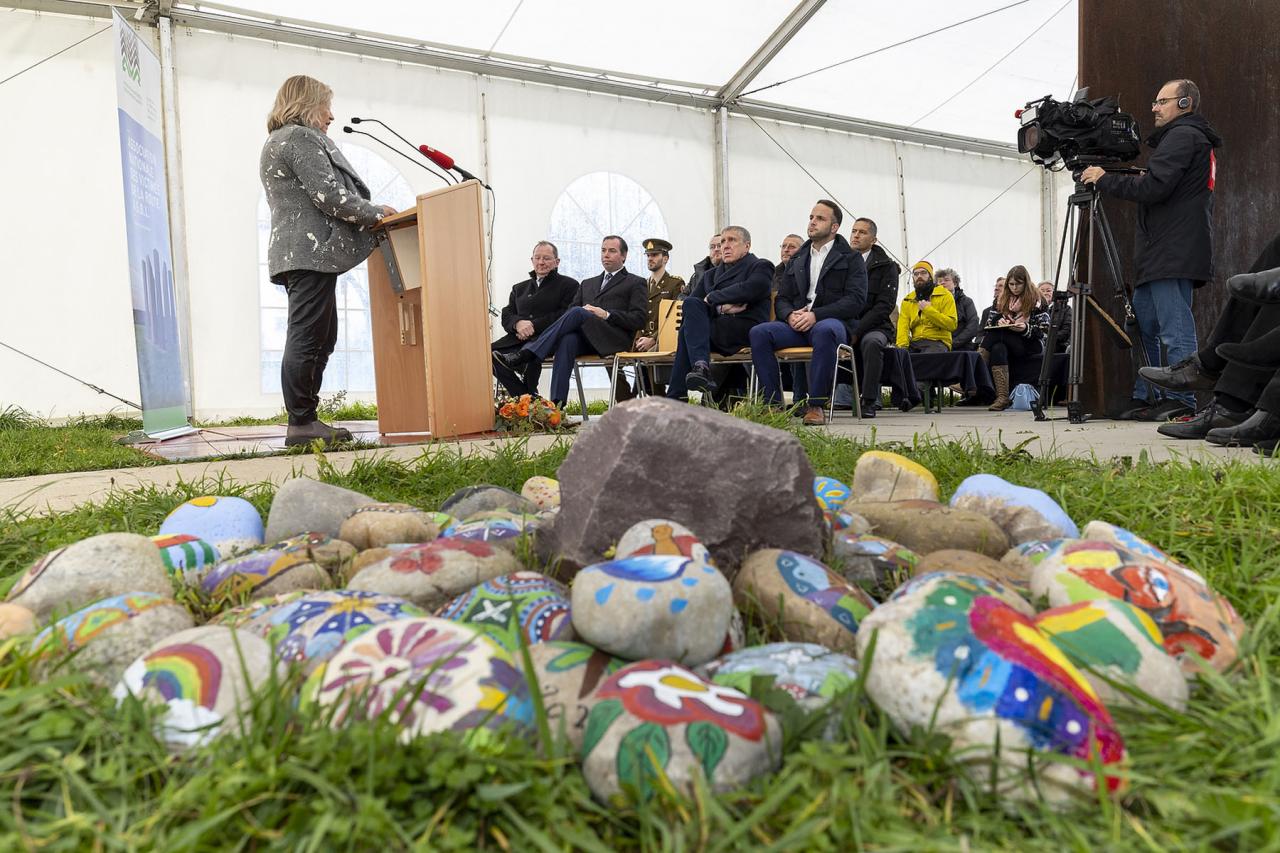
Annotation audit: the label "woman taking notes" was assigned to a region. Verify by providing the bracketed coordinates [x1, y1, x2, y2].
[980, 265, 1049, 411]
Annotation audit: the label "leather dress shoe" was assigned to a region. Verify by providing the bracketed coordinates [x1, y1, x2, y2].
[1253, 437, 1279, 456]
[1205, 409, 1280, 447]
[1215, 325, 1280, 371]
[802, 406, 829, 426]
[1227, 265, 1280, 304]
[1138, 354, 1220, 392]
[1156, 402, 1249, 439]
[685, 361, 716, 394]
[495, 348, 536, 370]
[285, 420, 354, 448]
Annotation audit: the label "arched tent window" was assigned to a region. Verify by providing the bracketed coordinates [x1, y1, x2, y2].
[547, 172, 668, 281]
[257, 144, 416, 395]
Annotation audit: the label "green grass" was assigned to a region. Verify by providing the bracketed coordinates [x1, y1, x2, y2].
[1, 413, 1279, 848]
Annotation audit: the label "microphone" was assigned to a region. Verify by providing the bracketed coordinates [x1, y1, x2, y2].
[352, 116, 456, 184]
[418, 144, 490, 189]
[341, 126, 450, 186]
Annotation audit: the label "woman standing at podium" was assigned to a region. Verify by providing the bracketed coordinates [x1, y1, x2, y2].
[261, 75, 397, 447]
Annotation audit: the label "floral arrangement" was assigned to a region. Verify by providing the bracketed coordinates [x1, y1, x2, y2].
[495, 394, 565, 432]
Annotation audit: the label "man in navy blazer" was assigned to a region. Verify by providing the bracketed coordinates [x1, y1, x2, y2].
[496, 235, 646, 407]
[665, 226, 773, 401]
[749, 200, 867, 425]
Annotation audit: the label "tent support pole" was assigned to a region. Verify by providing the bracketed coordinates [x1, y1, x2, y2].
[714, 106, 730, 228]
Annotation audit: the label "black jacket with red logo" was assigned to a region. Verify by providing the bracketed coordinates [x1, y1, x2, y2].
[1097, 113, 1223, 288]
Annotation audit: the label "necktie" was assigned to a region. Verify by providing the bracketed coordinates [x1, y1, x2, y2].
[600, 272, 613, 293]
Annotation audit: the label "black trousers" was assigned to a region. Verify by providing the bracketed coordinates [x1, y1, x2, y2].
[1199, 297, 1280, 410]
[281, 269, 339, 426]
[491, 341, 543, 397]
[983, 327, 1040, 366]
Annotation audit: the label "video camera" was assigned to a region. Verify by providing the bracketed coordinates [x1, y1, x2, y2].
[1016, 88, 1141, 170]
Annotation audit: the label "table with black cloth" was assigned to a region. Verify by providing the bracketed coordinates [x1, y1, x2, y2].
[836, 345, 924, 410]
[909, 350, 995, 411]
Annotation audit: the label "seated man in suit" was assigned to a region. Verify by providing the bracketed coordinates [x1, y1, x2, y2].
[750, 200, 867, 425]
[665, 225, 773, 402]
[896, 261, 957, 353]
[496, 235, 646, 407]
[491, 240, 578, 396]
[846, 216, 900, 417]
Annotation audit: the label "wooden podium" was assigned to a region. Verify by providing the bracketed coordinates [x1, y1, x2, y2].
[368, 180, 494, 438]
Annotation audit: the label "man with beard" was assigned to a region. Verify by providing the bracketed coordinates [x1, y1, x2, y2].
[490, 240, 578, 397]
[896, 261, 957, 352]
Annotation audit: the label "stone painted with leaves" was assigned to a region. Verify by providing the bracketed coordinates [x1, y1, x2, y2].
[0, 603, 36, 639]
[571, 555, 732, 666]
[152, 534, 220, 583]
[813, 476, 852, 512]
[6, 532, 172, 622]
[346, 536, 519, 611]
[307, 617, 532, 743]
[850, 500, 1010, 559]
[525, 641, 627, 750]
[435, 571, 574, 653]
[159, 496, 264, 556]
[33, 592, 194, 687]
[615, 519, 711, 563]
[580, 659, 782, 803]
[264, 478, 377, 543]
[830, 532, 919, 598]
[848, 451, 939, 503]
[949, 474, 1079, 545]
[520, 476, 561, 511]
[698, 642, 859, 709]
[113, 626, 278, 751]
[733, 549, 876, 655]
[338, 503, 440, 550]
[1035, 599, 1188, 710]
[198, 542, 331, 607]
[1030, 540, 1245, 673]
[857, 573, 1127, 806]
[439, 484, 537, 520]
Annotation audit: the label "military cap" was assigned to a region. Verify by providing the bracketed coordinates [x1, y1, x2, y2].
[643, 238, 673, 254]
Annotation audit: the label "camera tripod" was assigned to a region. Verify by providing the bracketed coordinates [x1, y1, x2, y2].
[1031, 177, 1147, 424]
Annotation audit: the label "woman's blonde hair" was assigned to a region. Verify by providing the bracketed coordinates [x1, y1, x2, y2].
[998, 264, 1033, 316]
[266, 75, 333, 133]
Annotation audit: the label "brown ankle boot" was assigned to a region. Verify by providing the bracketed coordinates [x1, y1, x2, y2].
[989, 365, 1012, 410]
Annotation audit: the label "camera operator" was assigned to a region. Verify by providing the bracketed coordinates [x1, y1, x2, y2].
[1079, 79, 1222, 422]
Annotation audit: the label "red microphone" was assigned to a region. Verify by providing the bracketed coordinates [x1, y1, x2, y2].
[418, 144, 455, 170]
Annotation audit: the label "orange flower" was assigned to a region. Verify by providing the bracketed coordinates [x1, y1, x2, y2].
[518, 394, 532, 404]
[548, 412, 562, 426]
[516, 402, 530, 418]
[499, 403, 516, 418]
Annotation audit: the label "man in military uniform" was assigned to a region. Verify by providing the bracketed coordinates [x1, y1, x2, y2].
[620, 237, 684, 397]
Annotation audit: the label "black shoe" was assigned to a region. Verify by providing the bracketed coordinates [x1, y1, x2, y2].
[1215, 326, 1280, 371]
[858, 400, 878, 418]
[1157, 402, 1249, 439]
[1253, 438, 1279, 456]
[1136, 399, 1194, 422]
[285, 420, 354, 448]
[1138, 355, 1220, 392]
[1115, 398, 1153, 420]
[685, 361, 716, 393]
[495, 348, 536, 370]
[1227, 266, 1280, 305]
[1206, 410, 1280, 447]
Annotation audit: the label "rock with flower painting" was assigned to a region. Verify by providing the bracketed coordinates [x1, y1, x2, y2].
[338, 503, 440, 551]
[159, 496, 264, 557]
[306, 617, 532, 742]
[830, 532, 919, 598]
[698, 642, 859, 713]
[341, 544, 421, 584]
[849, 501, 1010, 559]
[346, 537, 520, 610]
[615, 519, 711, 563]
[733, 550, 876, 655]
[857, 573, 1127, 806]
[1030, 540, 1245, 674]
[435, 571, 574, 653]
[580, 659, 782, 803]
[813, 476, 852, 512]
[442, 517, 536, 552]
[1079, 521, 1208, 584]
[526, 641, 627, 749]
[6, 533, 172, 622]
[32, 592, 195, 687]
[521, 476, 561, 511]
[1034, 599, 1188, 710]
[198, 542, 331, 608]
[950, 474, 1079, 545]
[571, 555, 732, 666]
[264, 478, 376, 543]
[113, 626, 278, 751]
[439, 485, 537, 521]
[152, 534, 220, 583]
[848, 451, 939, 503]
[0, 603, 37, 639]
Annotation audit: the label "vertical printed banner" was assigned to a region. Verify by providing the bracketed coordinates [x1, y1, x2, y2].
[112, 10, 192, 437]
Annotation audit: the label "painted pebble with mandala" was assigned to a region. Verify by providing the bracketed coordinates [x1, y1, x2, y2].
[812, 476, 852, 512]
[571, 554, 732, 666]
[442, 517, 535, 551]
[526, 641, 627, 749]
[580, 659, 782, 803]
[614, 519, 711, 563]
[830, 532, 919, 598]
[248, 590, 428, 673]
[857, 573, 1127, 806]
[698, 642, 859, 709]
[114, 626, 278, 751]
[733, 549, 876, 655]
[198, 542, 331, 607]
[520, 475, 561, 511]
[1030, 539, 1244, 673]
[435, 571, 573, 653]
[338, 502, 440, 550]
[6, 532, 172, 622]
[158, 495, 264, 556]
[32, 591, 194, 687]
[346, 536, 519, 609]
[152, 534, 220, 582]
[307, 617, 532, 742]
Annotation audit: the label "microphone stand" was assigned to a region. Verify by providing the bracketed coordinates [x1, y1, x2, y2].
[352, 117, 457, 184]
[341, 126, 450, 187]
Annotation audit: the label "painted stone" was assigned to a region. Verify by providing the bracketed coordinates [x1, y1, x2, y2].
[888, 571, 1035, 616]
[580, 659, 782, 802]
[525, 641, 626, 750]
[1000, 538, 1071, 587]
[114, 626, 277, 750]
[0, 603, 36, 639]
[733, 549, 876, 655]
[459, 509, 540, 525]
[268, 532, 357, 577]
[209, 590, 308, 631]
[442, 518, 534, 551]
[849, 500, 1011, 559]
[520, 476, 561, 511]
[571, 555, 732, 666]
[342, 544, 420, 584]
[159, 496, 264, 556]
[338, 502, 440, 550]
[813, 476, 852, 512]
[950, 474, 1079, 544]
[250, 589, 427, 673]
[439, 484, 537, 520]
[722, 607, 746, 655]
[849, 451, 938, 503]
[830, 532, 919, 598]
[6, 532, 172, 622]
[345, 537, 520, 610]
[1079, 521, 1207, 584]
[1030, 540, 1245, 673]
[857, 573, 1126, 805]
[152, 534, 220, 582]
[1035, 600, 1188, 710]
[264, 478, 376, 543]
[824, 509, 872, 537]
[435, 571, 574, 653]
[199, 544, 330, 606]
[615, 519, 711, 563]
[914, 549, 1030, 592]
[32, 592, 194, 687]
[308, 617, 532, 741]
[424, 511, 459, 532]
[698, 642, 859, 708]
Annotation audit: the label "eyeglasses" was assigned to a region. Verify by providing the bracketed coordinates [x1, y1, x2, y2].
[1151, 97, 1180, 107]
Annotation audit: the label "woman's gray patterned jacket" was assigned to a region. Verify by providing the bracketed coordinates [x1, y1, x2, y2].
[260, 122, 386, 284]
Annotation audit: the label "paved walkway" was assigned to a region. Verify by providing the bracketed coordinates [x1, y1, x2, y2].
[0, 409, 1265, 517]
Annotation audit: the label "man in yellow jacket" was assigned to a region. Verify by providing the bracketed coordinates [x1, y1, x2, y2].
[896, 261, 958, 352]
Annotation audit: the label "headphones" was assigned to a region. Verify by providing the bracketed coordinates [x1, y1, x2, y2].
[1177, 96, 1192, 110]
